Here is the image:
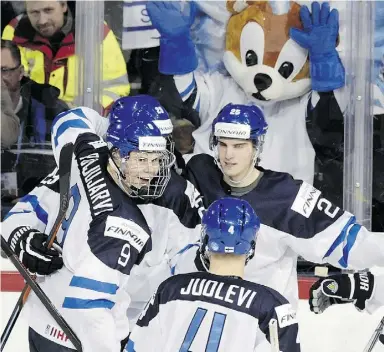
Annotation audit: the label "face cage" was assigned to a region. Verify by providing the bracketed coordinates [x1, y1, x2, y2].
[165, 134, 175, 154]
[198, 232, 256, 271]
[118, 149, 176, 200]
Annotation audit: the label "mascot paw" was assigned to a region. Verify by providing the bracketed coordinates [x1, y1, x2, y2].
[290, 2, 345, 92]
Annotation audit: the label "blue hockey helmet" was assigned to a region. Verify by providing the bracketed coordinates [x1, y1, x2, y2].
[109, 95, 174, 151]
[106, 120, 175, 199]
[210, 103, 268, 149]
[106, 119, 166, 157]
[200, 197, 260, 261]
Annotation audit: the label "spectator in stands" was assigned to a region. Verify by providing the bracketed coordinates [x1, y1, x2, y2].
[1, 79, 20, 149]
[2, 0, 130, 111]
[1, 39, 68, 145]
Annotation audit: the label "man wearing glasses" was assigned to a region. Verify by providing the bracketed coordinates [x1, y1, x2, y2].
[1, 39, 68, 147]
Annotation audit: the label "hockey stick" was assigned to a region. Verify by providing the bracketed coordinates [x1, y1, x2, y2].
[269, 318, 280, 352]
[0, 236, 82, 351]
[363, 316, 384, 352]
[1, 143, 74, 351]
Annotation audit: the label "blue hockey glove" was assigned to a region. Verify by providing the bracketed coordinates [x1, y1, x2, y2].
[309, 272, 375, 314]
[146, 1, 197, 75]
[290, 2, 345, 92]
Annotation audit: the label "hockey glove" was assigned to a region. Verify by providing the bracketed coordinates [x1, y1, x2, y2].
[309, 272, 375, 314]
[8, 226, 63, 276]
[146, 1, 197, 75]
[290, 2, 345, 92]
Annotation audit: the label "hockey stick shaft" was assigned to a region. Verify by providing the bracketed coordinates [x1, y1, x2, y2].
[269, 318, 280, 352]
[0, 236, 82, 351]
[1, 143, 74, 351]
[363, 316, 384, 352]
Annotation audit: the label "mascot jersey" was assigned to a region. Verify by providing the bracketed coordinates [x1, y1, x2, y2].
[147, 0, 346, 185]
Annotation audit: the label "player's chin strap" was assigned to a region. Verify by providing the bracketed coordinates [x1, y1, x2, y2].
[107, 155, 133, 197]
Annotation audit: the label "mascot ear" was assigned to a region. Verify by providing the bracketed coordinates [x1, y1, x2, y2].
[226, 1, 266, 14]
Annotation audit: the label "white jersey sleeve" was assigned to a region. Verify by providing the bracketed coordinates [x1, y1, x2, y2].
[6, 109, 152, 352]
[124, 293, 162, 352]
[51, 106, 109, 166]
[366, 274, 384, 314]
[2, 167, 60, 241]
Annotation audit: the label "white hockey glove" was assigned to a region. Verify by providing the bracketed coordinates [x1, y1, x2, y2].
[309, 272, 375, 314]
[8, 226, 63, 276]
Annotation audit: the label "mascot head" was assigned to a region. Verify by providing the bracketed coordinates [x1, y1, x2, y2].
[224, 0, 311, 104]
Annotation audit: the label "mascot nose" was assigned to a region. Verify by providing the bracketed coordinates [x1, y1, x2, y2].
[254, 73, 272, 91]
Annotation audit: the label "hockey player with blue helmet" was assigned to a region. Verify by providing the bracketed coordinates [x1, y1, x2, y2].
[109, 95, 174, 152]
[171, 102, 384, 314]
[126, 197, 301, 352]
[109, 95, 187, 172]
[106, 118, 175, 199]
[199, 196, 259, 271]
[2, 102, 203, 352]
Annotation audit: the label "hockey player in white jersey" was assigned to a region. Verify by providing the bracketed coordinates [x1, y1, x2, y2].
[171, 103, 384, 309]
[106, 95, 204, 326]
[125, 197, 300, 352]
[2, 108, 177, 351]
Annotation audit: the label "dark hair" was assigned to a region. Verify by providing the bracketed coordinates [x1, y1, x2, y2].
[1, 39, 21, 66]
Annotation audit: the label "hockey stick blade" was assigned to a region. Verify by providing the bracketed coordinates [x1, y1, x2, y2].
[0, 236, 82, 351]
[1, 143, 74, 351]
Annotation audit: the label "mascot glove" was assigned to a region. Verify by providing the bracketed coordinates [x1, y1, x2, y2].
[290, 2, 345, 92]
[147, 1, 198, 75]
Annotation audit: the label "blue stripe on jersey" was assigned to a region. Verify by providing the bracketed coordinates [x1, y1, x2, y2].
[180, 79, 196, 99]
[5, 195, 48, 224]
[5, 209, 32, 220]
[69, 276, 118, 295]
[54, 119, 89, 147]
[125, 340, 136, 352]
[322, 216, 356, 261]
[338, 223, 361, 268]
[69, 276, 119, 295]
[170, 243, 199, 275]
[62, 297, 115, 310]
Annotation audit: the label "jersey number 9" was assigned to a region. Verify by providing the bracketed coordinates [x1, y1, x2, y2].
[118, 243, 131, 267]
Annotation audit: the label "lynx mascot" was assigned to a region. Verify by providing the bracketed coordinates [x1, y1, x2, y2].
[147, 1, 345, 184]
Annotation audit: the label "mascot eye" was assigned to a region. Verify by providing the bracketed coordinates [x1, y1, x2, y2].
[278, 62, 294, 79]
[246, 50, 258, 67]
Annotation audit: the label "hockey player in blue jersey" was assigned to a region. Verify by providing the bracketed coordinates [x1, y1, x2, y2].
[171, 103, 384, 309]
[126, 197, 300, 352]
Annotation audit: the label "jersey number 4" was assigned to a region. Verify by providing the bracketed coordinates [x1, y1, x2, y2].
[180, 308, 226, 352]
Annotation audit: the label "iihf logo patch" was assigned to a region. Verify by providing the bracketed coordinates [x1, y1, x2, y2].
[326, 281, 338, 294]
[210, 242, 219, 251]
